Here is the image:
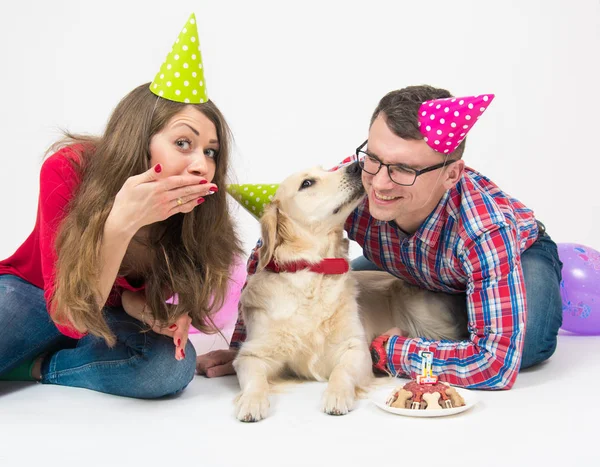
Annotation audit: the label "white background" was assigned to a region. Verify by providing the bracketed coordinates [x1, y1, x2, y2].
[0, 0, 598, 258]
[0, 3, 599, 466]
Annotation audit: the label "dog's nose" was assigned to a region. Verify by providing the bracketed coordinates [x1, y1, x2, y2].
[345, 162, 361, 177]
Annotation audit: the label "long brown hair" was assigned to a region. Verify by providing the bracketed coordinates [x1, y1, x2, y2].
[50, 83, 243, 346]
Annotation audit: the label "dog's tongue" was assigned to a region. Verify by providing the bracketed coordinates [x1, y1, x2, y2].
[227, 183, 279, 219]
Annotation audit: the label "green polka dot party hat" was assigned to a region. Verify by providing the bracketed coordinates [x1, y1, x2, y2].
[150, 13, 208, 103]
[227, 184, 280, 220]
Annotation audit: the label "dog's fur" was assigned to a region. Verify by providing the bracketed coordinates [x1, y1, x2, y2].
[233, 164, 467, 422]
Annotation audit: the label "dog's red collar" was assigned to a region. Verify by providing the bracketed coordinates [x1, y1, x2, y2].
[265, 258, 350, 275]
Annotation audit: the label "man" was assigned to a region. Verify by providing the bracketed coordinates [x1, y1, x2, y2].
[197, 85, 563, 389]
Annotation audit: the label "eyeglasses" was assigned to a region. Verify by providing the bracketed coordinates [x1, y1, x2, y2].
[355, 140, 457, 186]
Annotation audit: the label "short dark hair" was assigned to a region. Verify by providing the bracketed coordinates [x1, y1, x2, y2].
[370, 85, 466, 159]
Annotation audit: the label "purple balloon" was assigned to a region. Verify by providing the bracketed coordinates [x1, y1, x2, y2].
[557, 243, 600, 335]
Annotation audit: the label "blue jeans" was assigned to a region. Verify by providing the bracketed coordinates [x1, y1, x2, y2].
[0, 275, 196, 398]
[351, 230, 563, 370]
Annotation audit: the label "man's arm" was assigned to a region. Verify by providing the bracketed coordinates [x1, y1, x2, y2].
[229, 239, 262, 349]
[370, 226, 527, 390]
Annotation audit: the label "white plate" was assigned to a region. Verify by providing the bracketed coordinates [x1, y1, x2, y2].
[370, 384, 479, 417]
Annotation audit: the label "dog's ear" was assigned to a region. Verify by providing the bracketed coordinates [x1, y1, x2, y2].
[258, 200, 280, 270]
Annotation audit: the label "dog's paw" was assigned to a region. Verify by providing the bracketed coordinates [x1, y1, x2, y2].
[235, 391, 270, 422]
[321, 387, 355, 416]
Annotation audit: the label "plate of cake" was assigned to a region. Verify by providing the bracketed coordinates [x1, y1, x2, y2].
[370, 378, 479, 417]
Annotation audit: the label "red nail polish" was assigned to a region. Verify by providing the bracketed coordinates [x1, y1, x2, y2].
[169, 324, 177, 330]
[199, 179, 208, 185]
[197, 197, 205, 205]
[177, 338, 181, 346]
[209, 187, 218, 194]
[154, 164, 162, 173]
[181, 348, 186, 358]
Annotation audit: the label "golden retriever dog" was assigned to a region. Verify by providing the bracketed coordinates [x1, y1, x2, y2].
[233, 163, 467, 422]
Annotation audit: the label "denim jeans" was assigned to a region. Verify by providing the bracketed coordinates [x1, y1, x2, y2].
[351, 230, 563, 370]
[0, 275, 196, 398]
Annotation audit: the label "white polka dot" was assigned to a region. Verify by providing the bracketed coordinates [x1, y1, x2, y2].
[428, 102, 433, 107]
[434, 140, 440, 145]
[184, 80, 189, 86]
[199, 81, 203, 86]
[199, 63, 203, 69]
[174, 72, 180, 78]
[245, 200, 249, 205]
[437, 130, 442, 135]
[426, 125, 431, 131]
[257, 186, 262, 189]
[167, 64, 172, 70]
[460, 133, 466, 136]
[483, 96, 489, 101]
[454, 111, 459, 117]
[424, 137, 429, 142]
[418, 122, 421, 127]
[268, 195, 274, 200]
[192, 54, 197, 60]
[190, 18, 195, 24]
[249, 192, 254, 196]
[244, 187, 248, 191]
[153, 83, 157, 88]
[459, 100, 464, 105]
[451, 122, 457, 128]
[446, 141, 452, 145]
[465, 115, 471, 120]
[174, 54, 180, 60]
[468, 103, 474, 109]
[184, 98, 190, 103]
[191, 36, 196, 42]
[270, 185, 276, 188]
[444, 149, 449, 153]
[440, 118, 445, 124]
[436, 104, 441, 109]
[166, 81, 172, 87]
[256, 197, 260, 202]
[430, 114, 435, 120]
[449, 133, 454, 137]
[262, 203, 266, 208]
[451, 98, 457, 102]
[463, 124, 469, 129]
[192, 89, 198, 95]
[200, 98, 204, 103]
[251, 206, 256, 211]
[183, 45, 188, 51]
[159, 90, 164, 96]
[262, 190, 267, 194]
[192, 72, 197, 77]
[160, 73, 164, 79]
[444, 107, 449, 112]
[422, 111, 427, 116]
[175, 89, 181, 95]
[176, 38, 179, 44]
[480, 107, 486, 112]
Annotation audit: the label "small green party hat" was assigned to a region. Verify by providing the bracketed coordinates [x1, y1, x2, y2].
[227, 184, 279, 220]
[150, 13, 208, 104]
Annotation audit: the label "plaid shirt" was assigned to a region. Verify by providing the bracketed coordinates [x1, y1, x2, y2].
[231, 166, 539, 390]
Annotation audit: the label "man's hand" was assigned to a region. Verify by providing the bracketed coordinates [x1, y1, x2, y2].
[196, 349, 238, 377]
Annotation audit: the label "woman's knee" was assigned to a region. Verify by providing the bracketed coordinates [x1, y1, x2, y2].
[132, 337, 197, 398]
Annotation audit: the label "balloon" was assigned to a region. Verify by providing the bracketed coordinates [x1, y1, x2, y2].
[557, 243, 600, 335]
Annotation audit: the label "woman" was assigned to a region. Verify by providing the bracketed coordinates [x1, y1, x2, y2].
[0, 14, 243, 398]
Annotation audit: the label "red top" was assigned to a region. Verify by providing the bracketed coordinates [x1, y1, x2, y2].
[0, 146, 144, 339]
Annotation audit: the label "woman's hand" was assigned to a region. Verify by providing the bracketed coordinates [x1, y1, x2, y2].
[108, 164, 218, 235]
[122, 289, 192, 360]
[196, 349, 238, 377]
